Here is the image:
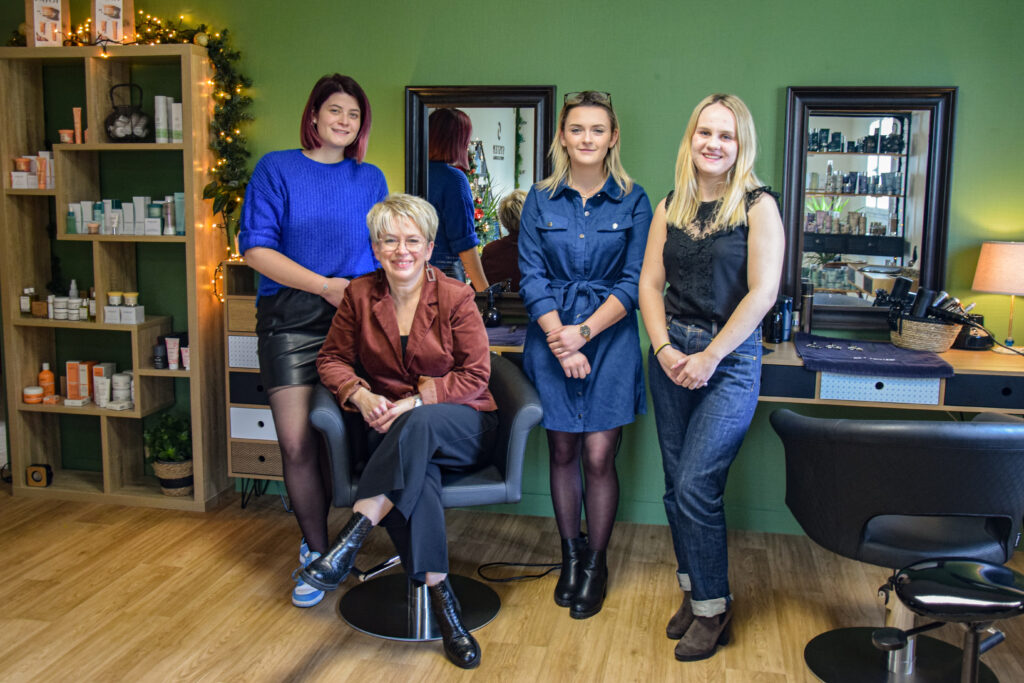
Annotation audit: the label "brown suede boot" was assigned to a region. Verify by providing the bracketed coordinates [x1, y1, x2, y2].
[666, 592, 693, 639]
[673, 607, 731, 661]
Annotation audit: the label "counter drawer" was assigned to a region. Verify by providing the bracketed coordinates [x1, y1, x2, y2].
[226, 298, 257, 332]
[819, 372, 940, 405]
[230, 406, 278, 440]
[230, 372, 269, 405]
[228, 335, 260, 369]
[944, 374, 1024, 410]
[229, 440, 283, 478]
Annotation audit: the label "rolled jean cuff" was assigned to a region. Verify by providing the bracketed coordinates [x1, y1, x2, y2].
[677, 572, 691, 591]
[691, 595, 730, 617]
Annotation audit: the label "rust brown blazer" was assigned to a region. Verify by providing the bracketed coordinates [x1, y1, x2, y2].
[317, 266, 497, 411]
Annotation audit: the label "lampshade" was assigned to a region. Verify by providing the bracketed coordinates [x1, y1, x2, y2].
[972, 241, 1024, 296]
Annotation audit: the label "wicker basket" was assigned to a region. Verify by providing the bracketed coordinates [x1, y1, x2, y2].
[891, 316, 962, 352]
[151, 458, 194, 496]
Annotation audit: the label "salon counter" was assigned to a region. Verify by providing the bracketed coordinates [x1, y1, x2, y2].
[760, 342, 1024, 413]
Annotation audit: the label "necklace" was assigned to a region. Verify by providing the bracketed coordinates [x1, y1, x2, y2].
[571, 176, 607, 199]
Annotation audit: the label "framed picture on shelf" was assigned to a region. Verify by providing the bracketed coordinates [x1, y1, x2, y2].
[91, 0, 135, 45]
[25, 0, 70, 47]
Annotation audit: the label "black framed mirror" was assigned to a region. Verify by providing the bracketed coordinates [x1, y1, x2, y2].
[405, 85, 556, 198]
[781, 87, 957, 329]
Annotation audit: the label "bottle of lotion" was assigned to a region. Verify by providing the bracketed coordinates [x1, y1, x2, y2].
[38, 362, 55, 396]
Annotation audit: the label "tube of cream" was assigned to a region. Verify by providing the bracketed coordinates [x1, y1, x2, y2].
[164, 337, 180, 370]
[180, 346, 190, 371]
[93, 376, 111, 408]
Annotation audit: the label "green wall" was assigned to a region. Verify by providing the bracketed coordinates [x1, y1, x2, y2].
[3, 1, 1021, 532]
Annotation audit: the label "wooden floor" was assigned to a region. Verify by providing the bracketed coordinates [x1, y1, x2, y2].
[1, 486, 1022, 682]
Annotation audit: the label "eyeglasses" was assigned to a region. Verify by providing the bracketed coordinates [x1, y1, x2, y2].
[563, 91, 613, 107]
[378, 235, 427, 253]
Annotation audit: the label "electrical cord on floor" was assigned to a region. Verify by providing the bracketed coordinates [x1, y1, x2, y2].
[477, 560, 560, 583]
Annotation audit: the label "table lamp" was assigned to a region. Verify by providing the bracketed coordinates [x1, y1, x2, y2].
[971, 241, 1024, 352]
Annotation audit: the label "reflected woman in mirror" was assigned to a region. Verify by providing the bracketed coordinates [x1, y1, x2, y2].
[427, 108, 489, 291]
[481, 189, 527, 291]
[638, 94, 784, 661]
[239, 74, 387, 608]
[519, 91, 652, 619]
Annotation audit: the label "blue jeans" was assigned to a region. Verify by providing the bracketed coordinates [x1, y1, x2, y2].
[648, 318, 761, 615]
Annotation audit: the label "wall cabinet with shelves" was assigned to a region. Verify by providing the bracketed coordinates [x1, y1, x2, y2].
[0, 45, 228, 510]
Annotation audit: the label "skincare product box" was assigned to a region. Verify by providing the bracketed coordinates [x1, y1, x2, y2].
[91, 0, 134, 45]
[171, 102, 183, 143]
[10, 172, 29, 189]
[119, 305, 145, 324]
[154, 95, 169, 143]
[143, 218, 162, 236]
[28, 0, 70, 48]
[103, 305, 121, 324]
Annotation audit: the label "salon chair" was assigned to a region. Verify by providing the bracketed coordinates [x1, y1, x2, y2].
[769, 409, 1024, 682]
[309, 352, 542, 641]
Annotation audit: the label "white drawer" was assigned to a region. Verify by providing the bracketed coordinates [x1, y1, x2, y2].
[820, 372, 941, 405]
[228, 335, 260, 369]
[230, 406, 278, 440]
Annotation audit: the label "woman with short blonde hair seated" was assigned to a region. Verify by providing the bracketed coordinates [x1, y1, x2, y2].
[302, 193, 498, 669]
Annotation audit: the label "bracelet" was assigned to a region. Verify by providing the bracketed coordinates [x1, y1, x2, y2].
[654, 342, 671, 356]
[320, 280, 330, 294]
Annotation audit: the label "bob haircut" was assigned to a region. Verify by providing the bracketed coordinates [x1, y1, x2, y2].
[367, 193, 439, 244]
[497, 189, 527, 237]
[666, 93, 764, 232]
[299, 74, 373, 162]
[428, 108, 473, 171]
[537, 90, 633, 197]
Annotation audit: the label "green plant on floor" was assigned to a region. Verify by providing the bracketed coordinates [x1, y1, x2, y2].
[144, 413, 193, 463]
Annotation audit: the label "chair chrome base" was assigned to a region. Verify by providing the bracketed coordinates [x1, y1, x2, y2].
[804, 628, 997, 682]
[338, 573, 500, 642]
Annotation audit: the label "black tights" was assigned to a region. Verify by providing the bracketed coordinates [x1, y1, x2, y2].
[546, 428, 621, 551]
[268, 385, 332, 555]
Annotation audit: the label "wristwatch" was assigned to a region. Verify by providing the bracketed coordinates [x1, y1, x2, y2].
[578, 324, 591, 342]
[413, 395, 423, 407]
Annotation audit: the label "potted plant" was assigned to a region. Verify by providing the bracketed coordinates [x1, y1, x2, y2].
[144, 413, 194, 496]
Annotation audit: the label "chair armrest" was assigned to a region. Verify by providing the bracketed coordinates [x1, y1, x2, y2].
[309, 383, 357, 507]
[487, 353, 544, 504]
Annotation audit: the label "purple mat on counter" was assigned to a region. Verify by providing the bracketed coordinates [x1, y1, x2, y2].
[486, 325, 527, 347]
[793, 332, 954, 378]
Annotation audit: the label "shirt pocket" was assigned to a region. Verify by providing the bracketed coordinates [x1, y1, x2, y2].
[595, 218, 633, 236]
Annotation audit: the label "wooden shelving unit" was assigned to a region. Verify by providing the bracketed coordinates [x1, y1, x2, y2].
[0, 44, 228, 510]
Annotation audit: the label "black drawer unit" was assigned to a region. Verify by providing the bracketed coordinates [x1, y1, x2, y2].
[761, 363, 817, 400]
[229, 371, 270, 405]
[944, 374, 1024, 411]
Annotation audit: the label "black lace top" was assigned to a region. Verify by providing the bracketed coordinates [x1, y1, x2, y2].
[663, 186, 777, 326]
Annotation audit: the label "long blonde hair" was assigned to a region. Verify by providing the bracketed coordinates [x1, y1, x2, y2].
[666, 93, 763, 232]
[537, 91, 634, 196]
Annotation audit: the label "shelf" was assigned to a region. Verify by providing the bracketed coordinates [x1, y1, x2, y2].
[17, 396, 173, 419]
[808, 151, 906, 158]
[59, 233, 187, 243]
[13, 314, 172, 331]
[136, 367, 190, 378]
[805, 192, 902, 198]
[54, 142, 185, 152]
[4, 187, 57, 196]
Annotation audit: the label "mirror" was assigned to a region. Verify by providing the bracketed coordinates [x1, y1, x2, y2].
[781, 87, 957, 329]
[406, 86, 556, 291]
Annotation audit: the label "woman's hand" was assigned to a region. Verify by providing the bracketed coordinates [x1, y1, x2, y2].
[668, 350, 720, 390]
[320, 277, 351, 307]
[350, 387, 395, 431]
[546, 325, 586, 358]
[367, 395, 420, 434]
[559, 351, 591, 379]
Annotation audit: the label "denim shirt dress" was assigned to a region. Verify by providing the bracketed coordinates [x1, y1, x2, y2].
[518, 177, 653, 431]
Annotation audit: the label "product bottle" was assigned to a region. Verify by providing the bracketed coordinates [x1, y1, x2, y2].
[68, 278, 79, 298]
[38, 362, 55, 396]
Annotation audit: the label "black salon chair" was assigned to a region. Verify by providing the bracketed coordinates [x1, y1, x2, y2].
[309, 352, 542, 641]
[770, 409, 1024, 682]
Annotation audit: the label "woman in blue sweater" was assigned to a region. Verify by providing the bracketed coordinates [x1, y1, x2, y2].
[238, 74, 387, 608]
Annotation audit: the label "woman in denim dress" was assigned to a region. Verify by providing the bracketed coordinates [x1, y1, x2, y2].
[519, 91, 651, 620]
[638, 94, 784, 661]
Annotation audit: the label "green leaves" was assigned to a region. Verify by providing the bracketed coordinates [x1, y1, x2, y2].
[144, 413, 193, 463]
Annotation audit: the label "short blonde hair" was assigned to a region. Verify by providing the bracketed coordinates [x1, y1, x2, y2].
[666, 93, 763, 232]
[537, 91, 634, 197]
[497, 189, 527, 236]
[366, 193, 439, 243]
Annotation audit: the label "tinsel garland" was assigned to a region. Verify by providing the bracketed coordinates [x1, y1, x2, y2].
[7, 11, 252, 252]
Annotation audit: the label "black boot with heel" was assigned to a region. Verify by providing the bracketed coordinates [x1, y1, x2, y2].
[300, 512, 373, 591]
[554, 536, 587, 607]
[570, 548, 607, 619]
[428, 578, 481, 669]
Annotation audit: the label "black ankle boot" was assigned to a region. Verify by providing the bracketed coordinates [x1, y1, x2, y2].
[428, 578, 481, 669]
[300, 512, 373, 591]
[554, 536, 587, 607]
[570, 548, 607, 619]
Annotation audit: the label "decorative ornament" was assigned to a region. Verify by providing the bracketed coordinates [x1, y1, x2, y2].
[474, 208, 484, 221]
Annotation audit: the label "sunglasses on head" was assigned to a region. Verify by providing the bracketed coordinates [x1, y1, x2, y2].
[563, 91, 613, 107]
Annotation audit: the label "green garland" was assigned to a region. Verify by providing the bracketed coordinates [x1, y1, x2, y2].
[7, 11, 252, 251]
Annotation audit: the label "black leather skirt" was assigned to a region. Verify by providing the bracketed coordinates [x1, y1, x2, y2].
[255, 288, 336, 389]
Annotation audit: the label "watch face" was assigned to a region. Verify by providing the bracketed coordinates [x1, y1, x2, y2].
[579, 324, 591, 340]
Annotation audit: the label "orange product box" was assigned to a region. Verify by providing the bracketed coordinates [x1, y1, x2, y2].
[65, 360, 82, 399]
[78, 360, 99, 397]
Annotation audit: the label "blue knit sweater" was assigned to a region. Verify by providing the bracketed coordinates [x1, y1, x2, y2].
[239, 149, 388, 298]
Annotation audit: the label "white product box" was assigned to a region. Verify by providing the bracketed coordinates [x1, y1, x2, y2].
[103, 305, 121, 323]
[143, 217, 162, 236]
[118, 305, 145, 324]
